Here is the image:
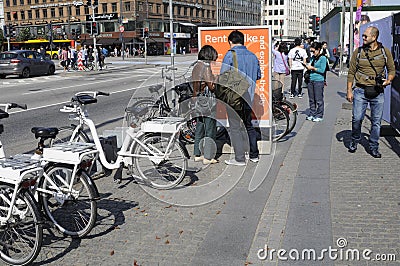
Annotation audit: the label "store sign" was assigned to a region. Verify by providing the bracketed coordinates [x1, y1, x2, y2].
[164, 32, 191, 39]
[162, 0, 202, 9]
[86, 13, 118, 21]
[30, 1, 83, 9]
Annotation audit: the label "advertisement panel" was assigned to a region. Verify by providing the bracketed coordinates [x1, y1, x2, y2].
[198, 26, 272, 127]
[390, 12, 400, 133]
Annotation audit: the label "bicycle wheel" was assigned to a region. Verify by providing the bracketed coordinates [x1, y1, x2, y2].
[272, 104, 289, 141]
[132, 134, 187, 189]
[39, 164, 97, 238]
[279, 99, 297, 134]
[0, 184, 43, 266]
[50, 126, 90, 146]
[125, 99, 158, 127]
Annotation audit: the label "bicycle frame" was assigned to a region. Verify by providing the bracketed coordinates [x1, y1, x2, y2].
[61, 92, 187, 172]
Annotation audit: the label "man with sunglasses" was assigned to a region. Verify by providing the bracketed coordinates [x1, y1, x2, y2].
[346, 26, 395, 158]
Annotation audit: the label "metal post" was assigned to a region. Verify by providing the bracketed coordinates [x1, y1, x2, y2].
[120, 0, 124, 60]
[169, 0, 174, 79]
[339, 1, 345, 76]
[216, 0, 219, 26]
[349, 0, 354, 61]
[144, 36, 147, 64]
[92, 6, 98, 71]
[317, 0, 321, 41]
[7, 36, 10, 51]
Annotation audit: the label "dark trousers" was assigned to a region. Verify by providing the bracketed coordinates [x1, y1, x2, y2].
[227, 102, 259, 162]
[290, 70, 304, 96]
[332, 56, 340, 69]
[307, 81, 325, 118]
[194, 116, 217, 160]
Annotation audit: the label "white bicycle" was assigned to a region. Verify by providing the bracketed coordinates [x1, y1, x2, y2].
[54, 91, 189, 189]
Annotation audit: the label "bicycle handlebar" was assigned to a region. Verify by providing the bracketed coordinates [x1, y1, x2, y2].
[0, 103, 28, 113]
[74, 91, 110, 99]
[97, 91, 110, 97]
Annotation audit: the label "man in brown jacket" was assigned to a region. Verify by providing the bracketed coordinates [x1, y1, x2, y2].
[346, 26, 395, 158]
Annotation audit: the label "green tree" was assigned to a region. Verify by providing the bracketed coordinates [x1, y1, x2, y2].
[17, 27, 32, 41]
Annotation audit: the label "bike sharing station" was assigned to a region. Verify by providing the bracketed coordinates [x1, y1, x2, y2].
[198, 25, 273, 154]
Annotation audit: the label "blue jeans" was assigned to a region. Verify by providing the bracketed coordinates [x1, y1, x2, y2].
[307, 80, 325, 118]
[351, 87, 384, 151]
[227, 102, 259, 162]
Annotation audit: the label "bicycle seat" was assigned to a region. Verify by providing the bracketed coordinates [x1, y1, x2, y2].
[31, 127, 59, 139]
[72, 95, 97, 105]
[0, 110, 9, 119]
[125, 105, 152, 116]
[148, 84, 162, 94]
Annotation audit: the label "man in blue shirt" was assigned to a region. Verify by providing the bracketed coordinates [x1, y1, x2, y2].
[220, 30, 261, 166]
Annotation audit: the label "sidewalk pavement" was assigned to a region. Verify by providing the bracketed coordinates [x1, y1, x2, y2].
[33, 70, 399, 265]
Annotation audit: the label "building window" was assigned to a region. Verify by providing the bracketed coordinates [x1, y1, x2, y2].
[125, 2, 130, 12]
[156, 4, 161, 14]
[35, 9, 40, 18]
[274, 19, 278, 25]
[138, 2, 143, 11]
[35, 0, 38, 3]
[177, 6, 181, 16]
[148, 3, 153, 13]
[104, 22, 115, 32]
[280, 9, 284, 15]
[268, 0, 272, 5]
[280, 0, 284, 4]
[28, 10, 32, 19]
[274, 10, 278, 15]
[269, 20, 272, 25]
[268, 10, 272, 15]
[27, 0, 31, 4]
[43, 9, 47, 18]
[84, 6, 89, 15]
[19, 0, 24, 5]
[5, 0, 10, 7]
[12, 0, 16, 5]
[184, 7, 187, 16]
[274, 30, 278, 35]
[59, 7, 63, 17]
[164, 4, 168, 14]
[102, 3, 107, 13]
[75, 6, 80, 16]
[20, 10, 25, 20]
[6, 12, 11, 20]
[274, 0, 278, 4]
[43, 0, 46, 3]
[51, 8, 55, 17]
[112, 3, 117, 12]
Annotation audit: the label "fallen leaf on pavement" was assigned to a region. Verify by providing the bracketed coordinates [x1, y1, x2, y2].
[110, 250, 114, 256]
[156, 236, 161, 240]
[165, 239, 170, 244]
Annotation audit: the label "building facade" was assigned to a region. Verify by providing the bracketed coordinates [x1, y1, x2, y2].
[1, 0, 261, 54]
[263, 0, 336, 41]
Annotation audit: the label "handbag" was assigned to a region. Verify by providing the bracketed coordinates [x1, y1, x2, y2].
[195, 87, 216, 116]
[280, 53, 290, 75]
[361, 52, 385, 99]
[215, 50, 250, 110]
[304, 70, 311, 84]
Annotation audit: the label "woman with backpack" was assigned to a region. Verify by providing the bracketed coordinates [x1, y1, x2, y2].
[304, 42, 327, 122]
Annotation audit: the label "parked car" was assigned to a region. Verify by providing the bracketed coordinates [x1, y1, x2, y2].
[0, 50, 56, 78]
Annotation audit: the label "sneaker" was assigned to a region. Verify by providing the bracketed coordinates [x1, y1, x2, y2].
[370, 149, 382, 158]
[249, 157, 259, 163]
[194, 155, 204, 162]
[203, 158, 219, 165]
[297, 93, 303, 98]
[224, 159, 246, 166]
[324, 81, 327, 87]
[348, 141, 357, 153]
[289, 94, 295, 99]
[306, 116, 314, 121]
[312, 117, 324, 122]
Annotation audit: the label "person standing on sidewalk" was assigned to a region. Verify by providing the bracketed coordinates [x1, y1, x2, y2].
[331, 44, 341, 70]
[192, 45, 219, 165]
[305, 42, 327, 122]
[346, 26, 395, 158]
[221, 30, 261, 166]
[272, 42, 289, 94]
[288, 38, 308, 98]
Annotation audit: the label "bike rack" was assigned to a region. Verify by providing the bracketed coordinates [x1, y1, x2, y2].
[0, 154, 43, 185]
[42, 142, 98, 165]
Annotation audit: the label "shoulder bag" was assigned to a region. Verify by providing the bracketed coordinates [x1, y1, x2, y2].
[280, 53, 290, 75]
[194, 62, 217, 116]
[215, 50, 250, 110]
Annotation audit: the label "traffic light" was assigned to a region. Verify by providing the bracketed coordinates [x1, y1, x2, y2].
[76, 28, 81, 39]
[85, 22, 92, 34]
[315, 16, 321, 35]
[144, 28, 149, 38]
[91, 22, 98, 35]
[309, 15, 316, 33]
[280, 19, 283, 27]
[3, 25, 8, 37]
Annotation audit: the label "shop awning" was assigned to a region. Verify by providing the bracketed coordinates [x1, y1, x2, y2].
[179, 22, 197, 27]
